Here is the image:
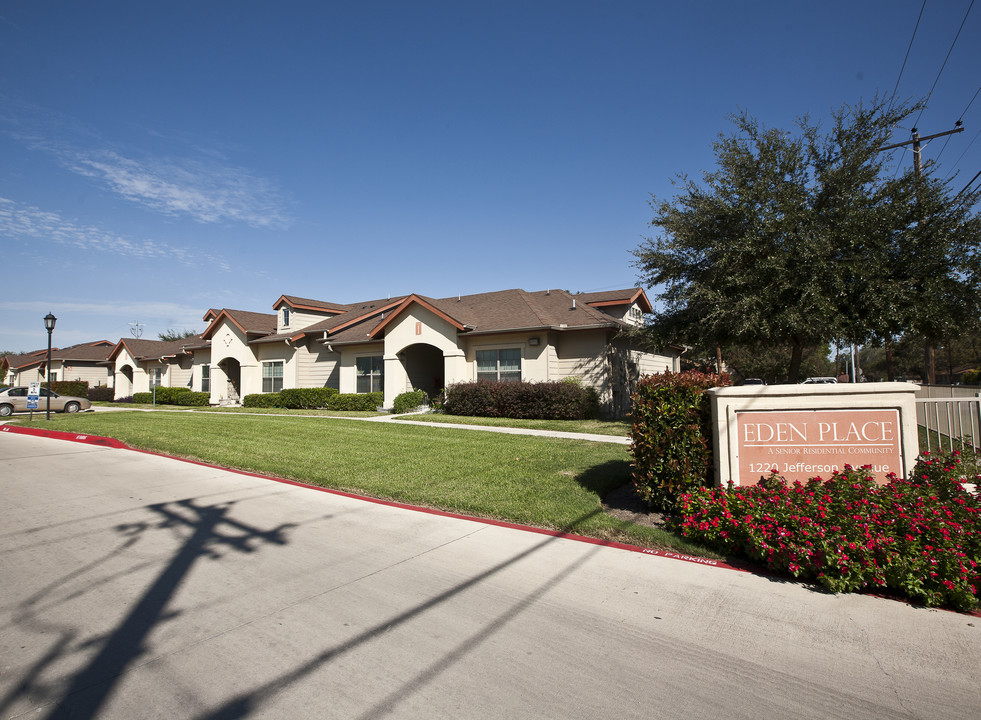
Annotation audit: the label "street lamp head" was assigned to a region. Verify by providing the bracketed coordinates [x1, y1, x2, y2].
[44, 312, 57, 332]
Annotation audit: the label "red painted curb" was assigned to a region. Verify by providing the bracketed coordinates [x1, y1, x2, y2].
[1, 423, 746, 572]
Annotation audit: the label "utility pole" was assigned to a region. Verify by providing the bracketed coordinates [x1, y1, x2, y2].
[880, 122, 964, 385]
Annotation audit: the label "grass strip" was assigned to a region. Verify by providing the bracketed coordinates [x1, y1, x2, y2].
[17, 412, 711, 556]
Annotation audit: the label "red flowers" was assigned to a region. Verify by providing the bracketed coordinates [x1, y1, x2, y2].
[669, 451, 981, 611]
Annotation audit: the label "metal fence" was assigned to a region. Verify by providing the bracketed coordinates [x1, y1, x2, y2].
[915, 393, 981, 454]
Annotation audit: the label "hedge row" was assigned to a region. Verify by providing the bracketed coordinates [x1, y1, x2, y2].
[443, 380, 599, 420]
[130, 387, 209, 406]
[242, 391, 383, 411]
[629, 370, 731, 512]
[50, 380, 89, 398]
[278, 387, 339, 409]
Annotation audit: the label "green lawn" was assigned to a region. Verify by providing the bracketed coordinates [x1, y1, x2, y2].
[14, 412, 711, 556]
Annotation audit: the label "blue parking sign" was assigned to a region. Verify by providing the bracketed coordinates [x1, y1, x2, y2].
[27, 382, 40, 410]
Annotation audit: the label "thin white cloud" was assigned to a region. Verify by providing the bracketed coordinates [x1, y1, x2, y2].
[0, 197, 230, 270]
[1, 98, 291, 228]
[0, 299, 204, 320]
[68, 151, 291, 228]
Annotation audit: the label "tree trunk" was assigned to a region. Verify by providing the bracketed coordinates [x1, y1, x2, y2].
[715, 345, 723, 375]
[788, 339, 804, 383]
[886, 339, 895, 381]
[923, 341, 936, 385]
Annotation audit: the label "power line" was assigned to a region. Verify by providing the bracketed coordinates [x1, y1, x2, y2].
[938, 84, 981, 168]
[912, 0, 975, 129]
[955, 167, 981, 198]
[888, 0, 927, 114]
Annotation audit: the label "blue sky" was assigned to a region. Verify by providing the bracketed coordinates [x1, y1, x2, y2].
[2, 1, 979, 352]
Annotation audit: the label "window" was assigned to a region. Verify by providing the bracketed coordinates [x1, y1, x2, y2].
[151, 368, 163, 387]
[282, 308, 291, 327]
[201, 365, 210, 393]
[477, 348, 521, 382]
[262, 361, 283, 393]
[356, 356, 384, 393]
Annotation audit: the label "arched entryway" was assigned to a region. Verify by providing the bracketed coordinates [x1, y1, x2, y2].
[218, 358, 241, 402]
[400, 343, 444, 398]
[118, 365, 134, 397]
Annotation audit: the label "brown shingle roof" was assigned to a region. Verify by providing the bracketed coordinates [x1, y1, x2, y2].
[285, 287, 645, 344]
[108, 335, 205, 362]
[201, 309, 277, 339]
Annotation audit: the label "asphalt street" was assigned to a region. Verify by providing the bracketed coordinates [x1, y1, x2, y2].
[0, 429, 978, 719]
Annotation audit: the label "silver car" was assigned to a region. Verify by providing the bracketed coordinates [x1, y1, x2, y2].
[0, 386, 92, 416]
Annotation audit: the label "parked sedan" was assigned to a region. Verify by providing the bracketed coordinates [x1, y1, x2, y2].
[0, 386, 91, 416]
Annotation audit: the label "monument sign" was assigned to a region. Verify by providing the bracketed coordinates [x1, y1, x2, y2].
[708, 383, 919, 487]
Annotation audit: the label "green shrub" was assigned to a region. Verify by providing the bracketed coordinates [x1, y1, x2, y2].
[443, 380, 599, 420]
[630, 370, 731, 512]
[279, 387, 339, 409]
[393, 390, 428, 414]
[243, 393, 281, 408]
[152, 386, 193, 405]
[962, 368, 981, 386]
[133, 392, 154, 403]
[87, 385, 115, 402]
[51, 380, 88, 397]
[328, 392, 383, 411]
[671, 451, 981, 611]
[176, 391, 210, 406]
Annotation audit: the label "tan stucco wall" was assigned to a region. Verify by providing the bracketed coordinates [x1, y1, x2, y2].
[296, 341, 340, 389]
[278, 307, 334, 333]
[209, 322, 260, 402]
[54, 362, 113, 387]
[113, 348, 149, 399]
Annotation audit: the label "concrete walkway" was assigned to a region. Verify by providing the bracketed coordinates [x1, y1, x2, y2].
[1, 429, 979, 719]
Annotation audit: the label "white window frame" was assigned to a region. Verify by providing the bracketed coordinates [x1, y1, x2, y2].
[201, 364, 211, 393]
[476, 347, 522, 382]
[262, 361, 284, 393]
[356, 355, 384, 393]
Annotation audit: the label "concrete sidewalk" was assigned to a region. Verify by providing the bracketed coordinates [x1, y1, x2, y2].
[1, 430, 978, 719]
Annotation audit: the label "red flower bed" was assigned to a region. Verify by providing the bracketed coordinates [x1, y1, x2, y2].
[670, 450, 981, 611]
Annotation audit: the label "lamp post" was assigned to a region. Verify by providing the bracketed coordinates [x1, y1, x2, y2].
[44, 313, 57, 420]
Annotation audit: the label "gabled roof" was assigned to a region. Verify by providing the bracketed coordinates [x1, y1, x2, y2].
[273, 295, 349, 314]
[107, 335, 205, 362]
[1, 352, 47, 372]
[579, 288, 653, 313]
[201, 309, 277, 340]
[50, 340, 116, 363]
[369, 295, 467, 338]
[283, 287, 647, 345]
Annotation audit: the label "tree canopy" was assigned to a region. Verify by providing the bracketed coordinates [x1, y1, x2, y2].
[634, 97, 981, 382]
[158, 328, 199, 342]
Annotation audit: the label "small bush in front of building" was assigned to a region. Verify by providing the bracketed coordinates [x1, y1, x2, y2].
[114, 395, 135, 403]
[278, 387, 339, 409]
[630, 370, 731, 512]
[152, 386, 193, 404]
[328, 392, 383, 411]
[175, 391, 210, 406]
[393, 390, 428, 414]
[962, 369, 981, 386]
[243, 393, 281, 408]
[51, 381, 88, 397]
[87, 385, 115, 402]
[133, 392, 154, 403]
[442, 380, 599, 420]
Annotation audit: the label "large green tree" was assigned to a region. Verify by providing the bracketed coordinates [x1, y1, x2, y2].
[635, 97, 981, 382]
